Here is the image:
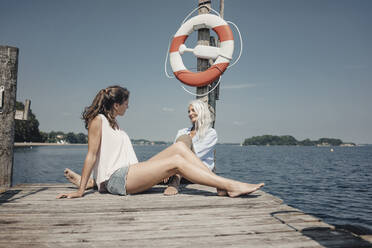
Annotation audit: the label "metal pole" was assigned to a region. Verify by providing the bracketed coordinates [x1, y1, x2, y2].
[0, 46, 19, 190]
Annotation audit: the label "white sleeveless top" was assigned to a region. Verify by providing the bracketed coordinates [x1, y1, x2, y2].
[93, 114, 138, 191]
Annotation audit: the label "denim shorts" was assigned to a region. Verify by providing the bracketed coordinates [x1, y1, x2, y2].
[106, 166, 130, 196]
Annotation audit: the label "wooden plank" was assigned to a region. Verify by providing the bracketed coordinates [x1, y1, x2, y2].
[0, 232, 326, 248]
[0, 184, 371, 248]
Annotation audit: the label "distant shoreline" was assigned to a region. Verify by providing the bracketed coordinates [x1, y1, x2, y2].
[14, 142, 370, 147]
[14, 142, 87, 147]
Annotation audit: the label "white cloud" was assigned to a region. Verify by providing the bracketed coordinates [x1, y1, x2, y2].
[233, 121, 246, 126]
[162, 107, 174, 112]
[221, 83, 256, 89]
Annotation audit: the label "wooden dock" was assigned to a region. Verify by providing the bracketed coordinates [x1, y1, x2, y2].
[1, 184, 371, 248]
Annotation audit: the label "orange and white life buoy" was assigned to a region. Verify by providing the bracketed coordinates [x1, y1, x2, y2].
[169, 13, 234, 87]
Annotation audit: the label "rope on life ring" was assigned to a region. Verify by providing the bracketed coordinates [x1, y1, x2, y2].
[169, 13, 234, 87]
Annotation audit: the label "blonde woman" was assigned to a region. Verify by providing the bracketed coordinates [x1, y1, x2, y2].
[164, 100, 221, 195]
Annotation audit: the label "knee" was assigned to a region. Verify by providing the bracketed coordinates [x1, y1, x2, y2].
[171, 154, 186, 172]
[172, 154, 183, 164]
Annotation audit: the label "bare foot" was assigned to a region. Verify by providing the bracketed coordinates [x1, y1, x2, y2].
[163, 175, 181, 196]
[64, 168, 81, 187]
[164, 185, 179, 195]
[227, 182, 265, 198]
[217, 188, 228, 196]
[64, 168, 94, 189]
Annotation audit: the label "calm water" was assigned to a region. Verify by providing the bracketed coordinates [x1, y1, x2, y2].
[13, 144, 372, 231]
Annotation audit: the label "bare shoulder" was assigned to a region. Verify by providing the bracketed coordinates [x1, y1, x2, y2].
[87, 115, 102, 149]
[88, 115, 102, 133]
[91, 115, 102, 126]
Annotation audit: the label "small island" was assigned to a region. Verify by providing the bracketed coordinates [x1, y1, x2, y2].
[242, 135, 356, 146]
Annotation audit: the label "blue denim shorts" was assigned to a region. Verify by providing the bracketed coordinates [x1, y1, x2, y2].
[106, 166, 130, 196]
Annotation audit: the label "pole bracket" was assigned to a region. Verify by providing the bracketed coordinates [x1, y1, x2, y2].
[0, 86, 4, 113]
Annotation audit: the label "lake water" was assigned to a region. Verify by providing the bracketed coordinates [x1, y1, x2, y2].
[13, 144, 372, 232]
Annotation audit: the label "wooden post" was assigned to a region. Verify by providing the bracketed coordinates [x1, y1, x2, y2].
[196, 0, 211, 103]
[220, 0, 224, 19]
[196, 0, 224, 128]
[212, 0, 224, 105]
[197, 0, 225, 172]
[0, 46, 19, 190]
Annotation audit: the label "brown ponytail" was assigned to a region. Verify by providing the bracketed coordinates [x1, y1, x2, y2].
[82, 85, 129, 129]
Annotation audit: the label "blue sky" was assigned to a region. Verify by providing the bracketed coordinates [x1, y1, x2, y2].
[1, 0, 371, 144]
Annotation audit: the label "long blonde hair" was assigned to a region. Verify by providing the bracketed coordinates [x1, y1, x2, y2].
[82, 85, 129, 129]
[189, 99, 213, 139]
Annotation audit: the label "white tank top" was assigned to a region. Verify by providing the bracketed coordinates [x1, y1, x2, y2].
[93, 114, 138, 191]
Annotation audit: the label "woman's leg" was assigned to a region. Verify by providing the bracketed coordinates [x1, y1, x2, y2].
[149, 137, 212, 174]
[64, 168, 95, 189]
[126, 142, 264, 197]
[64, 138, 209, 192]
[153, 137, 227, 196]
[164, 135, 194, 195]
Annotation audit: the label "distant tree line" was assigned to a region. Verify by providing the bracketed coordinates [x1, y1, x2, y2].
[15, 101, 87, 144]
[14, 101, 164, 145]
[15, 102, 43, 142]
[131, 139, 169, 145]
[15, 101, 163, 145]
[243, 135, 354, 146]
[40, 131, 87, 144]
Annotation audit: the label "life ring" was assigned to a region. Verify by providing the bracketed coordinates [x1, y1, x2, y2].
[169, 13, 234, 87]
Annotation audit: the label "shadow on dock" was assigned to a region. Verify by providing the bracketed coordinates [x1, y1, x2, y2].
[0, 187, 48, 205]
[302, 226, 372, 248]
[272, 210, 372, 247]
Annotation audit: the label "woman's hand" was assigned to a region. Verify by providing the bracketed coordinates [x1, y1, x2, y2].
[56, 191, 84, 199]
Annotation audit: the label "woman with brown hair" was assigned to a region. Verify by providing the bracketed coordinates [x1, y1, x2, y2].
[57, 85, 264, 199]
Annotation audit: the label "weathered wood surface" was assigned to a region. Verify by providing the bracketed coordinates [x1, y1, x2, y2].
[196, 0, 211, 100]
[0, 184, 371, 248]
[0, 45, 19, 190]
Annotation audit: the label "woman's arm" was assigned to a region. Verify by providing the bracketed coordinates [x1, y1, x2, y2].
[57, 116, 102, 199]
